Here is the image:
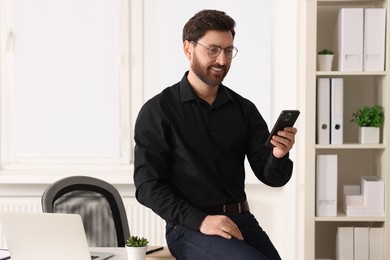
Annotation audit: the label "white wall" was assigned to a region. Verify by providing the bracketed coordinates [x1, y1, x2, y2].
[143, 0, 272, 124]
[249, 1, 299, 259]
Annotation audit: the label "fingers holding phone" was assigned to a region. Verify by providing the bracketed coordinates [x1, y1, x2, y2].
[265, 110, 299, 158]
[270, 127, 298, 158]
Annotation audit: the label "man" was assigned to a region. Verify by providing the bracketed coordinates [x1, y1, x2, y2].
[134, 9, 297, 260]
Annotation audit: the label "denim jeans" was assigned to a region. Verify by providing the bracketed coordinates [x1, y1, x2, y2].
[166, 212, 282, 260]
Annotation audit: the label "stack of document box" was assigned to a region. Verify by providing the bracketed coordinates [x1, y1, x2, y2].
[337, 8, 386, 71]
[343, 176, 384, 216]
[336, 226, 384, 260]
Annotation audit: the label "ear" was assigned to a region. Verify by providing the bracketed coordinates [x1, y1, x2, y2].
[183, 40, 192, 60]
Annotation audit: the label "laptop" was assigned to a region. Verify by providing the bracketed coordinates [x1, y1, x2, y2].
[0, 212, 113, 260]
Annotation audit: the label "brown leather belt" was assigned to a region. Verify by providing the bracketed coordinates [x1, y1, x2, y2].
[205, 201, 250, 214]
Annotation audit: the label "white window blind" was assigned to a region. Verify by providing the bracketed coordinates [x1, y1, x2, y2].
[0, 0, 131, 169]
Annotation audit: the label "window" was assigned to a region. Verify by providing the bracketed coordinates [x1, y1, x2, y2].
[0, 0, 132, 171]
[0, 0, 271, 178]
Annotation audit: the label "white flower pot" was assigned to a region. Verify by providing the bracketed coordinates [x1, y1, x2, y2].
[359, 127, 380, 144]
[125, 246, 147, 260]
[317, 54, 334, 71]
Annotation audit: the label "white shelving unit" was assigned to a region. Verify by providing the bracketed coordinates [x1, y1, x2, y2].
[304, 0, 390, 259]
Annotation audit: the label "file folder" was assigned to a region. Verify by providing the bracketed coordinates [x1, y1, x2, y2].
[336, 227, 354, 260]
[364, 8, 386, 71]
[316, 78, 331, 144]
[369, 227, 384, 260]
[337, 8, 364, 71]
[316, 154, 337, 217]
[354, 227, 369, 260]
[362, 176, 384, 216]
[330, 78, 343, 144]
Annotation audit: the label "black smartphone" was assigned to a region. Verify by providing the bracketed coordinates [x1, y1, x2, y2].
[265, 110, 300, 148]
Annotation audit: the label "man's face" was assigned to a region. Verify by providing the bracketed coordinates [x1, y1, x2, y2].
[190, 30, 234, 87]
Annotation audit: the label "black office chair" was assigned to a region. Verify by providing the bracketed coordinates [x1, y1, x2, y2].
[41, 176, 130, 247]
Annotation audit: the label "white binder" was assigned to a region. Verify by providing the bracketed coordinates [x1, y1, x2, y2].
[369, 227, 384, 260]
[316, 78, 330, 144]
[336, 227, 354, 260]
[316, 154, 337, 216]
[364, 8, 386, 71]
[331, 78, 343, 144]
[337, 8, 364, 71]
[354, 227, 369, 260]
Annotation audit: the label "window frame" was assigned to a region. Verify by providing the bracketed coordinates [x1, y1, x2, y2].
[0, 0, 143, 182]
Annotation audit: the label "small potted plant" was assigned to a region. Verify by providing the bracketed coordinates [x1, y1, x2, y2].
[125, 235, 149, 260]
[317, 49, 334, 71]
[351, 105, 384, 144]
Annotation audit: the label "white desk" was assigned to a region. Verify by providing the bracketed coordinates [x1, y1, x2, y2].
[91, 246, 175, 260]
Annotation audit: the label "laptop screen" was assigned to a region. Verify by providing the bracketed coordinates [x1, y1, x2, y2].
[0, 212, 113, 260]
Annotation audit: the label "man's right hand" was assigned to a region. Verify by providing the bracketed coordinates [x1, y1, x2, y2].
[199, 215, 244, 240]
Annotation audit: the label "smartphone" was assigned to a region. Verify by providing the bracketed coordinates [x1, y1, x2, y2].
[265, 110, 300, 148]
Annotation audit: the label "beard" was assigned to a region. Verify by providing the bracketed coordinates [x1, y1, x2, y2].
[191, 53, 230, 87]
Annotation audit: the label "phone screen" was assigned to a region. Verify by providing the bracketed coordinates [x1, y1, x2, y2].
[265, 110, 300, 148]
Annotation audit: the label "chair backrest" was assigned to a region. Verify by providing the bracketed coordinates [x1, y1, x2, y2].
[41, 176, 130, 247]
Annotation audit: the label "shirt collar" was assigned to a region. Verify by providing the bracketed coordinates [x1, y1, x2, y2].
[179, 71, 233, 106]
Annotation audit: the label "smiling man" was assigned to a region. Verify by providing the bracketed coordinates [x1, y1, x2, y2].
[133, 9, 297, 260]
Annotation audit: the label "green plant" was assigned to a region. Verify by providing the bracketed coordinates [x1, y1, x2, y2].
[351, 105, 384, 127]
[318, 49, 334, 55]
[126, 235, 149, 247]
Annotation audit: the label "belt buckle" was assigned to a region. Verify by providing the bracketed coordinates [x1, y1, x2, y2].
[223, 204, 227, 213]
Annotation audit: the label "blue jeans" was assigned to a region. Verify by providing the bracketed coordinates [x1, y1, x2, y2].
[165, 212, 281, 260]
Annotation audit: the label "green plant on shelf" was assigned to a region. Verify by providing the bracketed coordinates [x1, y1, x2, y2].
[318, 49, 334, 55]
[351, 105, 384, 127]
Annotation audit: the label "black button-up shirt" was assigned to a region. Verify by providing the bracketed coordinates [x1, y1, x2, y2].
[134, 72, 293, 231]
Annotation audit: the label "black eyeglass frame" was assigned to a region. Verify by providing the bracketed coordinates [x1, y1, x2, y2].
[191, 41, 238, 59]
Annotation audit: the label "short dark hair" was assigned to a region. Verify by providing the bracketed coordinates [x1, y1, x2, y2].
[182, 9, 236, 42]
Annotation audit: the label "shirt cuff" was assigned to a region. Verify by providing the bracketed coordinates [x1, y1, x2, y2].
[270, 152, 290, 166]
[183, 207, 208, 231]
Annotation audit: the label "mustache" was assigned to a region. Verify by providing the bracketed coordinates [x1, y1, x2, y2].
[208, 64, 227, 70]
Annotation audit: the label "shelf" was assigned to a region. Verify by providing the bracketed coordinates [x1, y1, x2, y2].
[317, 0, 385, 5]
[315, 212, 385, 222]
[305, 0, 390, 258]
[317, 71, 387, 76]
[316, 143, 386, 149]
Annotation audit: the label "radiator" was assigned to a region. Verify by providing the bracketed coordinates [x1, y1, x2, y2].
[124, 199, 167, 246]
[0, 197, 166, 248]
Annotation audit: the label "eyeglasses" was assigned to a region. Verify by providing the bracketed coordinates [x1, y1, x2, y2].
[192, 41, 238, 59]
